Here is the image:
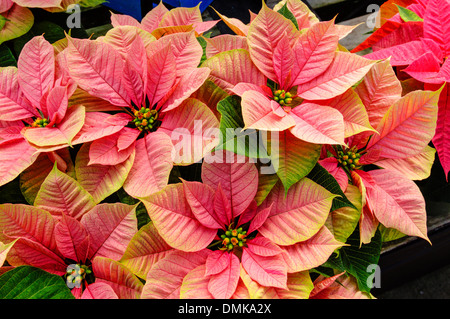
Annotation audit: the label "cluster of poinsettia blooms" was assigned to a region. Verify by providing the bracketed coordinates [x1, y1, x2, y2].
[0, 0, 444, 299]
[352, 0, 450, 179]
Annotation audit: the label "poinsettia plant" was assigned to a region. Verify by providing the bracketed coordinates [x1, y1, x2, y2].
[0, 0, 444, 300]
[0, 164, 142, 299]
[0, 34, 128, 195]
[138, 154, 345, 299]
[62, 26, 219, 198]
[0, 35, 81, 188]
[202, 0, 377, 193]
[109, 1, 218, 38]
[321, 59, 439, 244]
[352, 0, 450, 180]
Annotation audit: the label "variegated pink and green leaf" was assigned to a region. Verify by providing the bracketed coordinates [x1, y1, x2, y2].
[201, 156, 259, 217]
[325, 184, 362, 243]
[239, 266, 314, 299]
[257, 179, 336, 246]
[33, 164, 96, 220]
[366, 88, 441, 159]
[0, 4, 33, 45]
[364, 169, 430, 243]
[142, 183, 217, 252]
[120, 221, 174, 280]
[351, 0, 450, 179]
[310, 273, 372, 299]
[75, 143, 135, 204]
[0, 239, 17, 267]
[20, 148, 76, 205]
[81, 282, 119, 299]
[80, 202, 138, 260]
[92, 256, 143, 299]
[0, 137, 38, 187]
[141, 249, 211, 299]
[262, 130, 321, 192]
[279, 226, 344, 273]
[110, 2, 217, 38]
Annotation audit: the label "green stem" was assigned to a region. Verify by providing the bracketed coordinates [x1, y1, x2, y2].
[207, 241, 222, 249]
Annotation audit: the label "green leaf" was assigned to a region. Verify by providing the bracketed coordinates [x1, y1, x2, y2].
[306, 162, 356, 211]
[216, 95, 270, 159]
[135, 202, 150, 230]
[255, 172, 279, 205]
[13, 21, 66, 56]
[326, 184, 362, 243]
[396, 5, 423, 22]
[197, 32, 212, 66]
[0, 177, 27, 204]
[325, 227, 382, 293]
[0, 266, 75, 299]
[379, 224, 406, 242]
[310, 265, 336, 278]
[30, 21, 66, 44]
[0, 44, 17, 67]
[277, 2, 299, 30]
[197, 37, 207, 66]
[20, 150, 76, 205]
[78, 0, 106, 7]
[265, 130, 321, 194]
[0, 14, 7, 32]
